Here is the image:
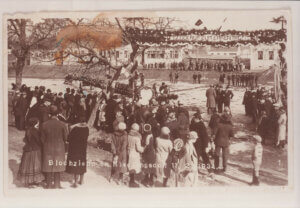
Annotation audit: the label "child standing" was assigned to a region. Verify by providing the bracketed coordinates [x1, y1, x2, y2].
[250, 135, 263, 186]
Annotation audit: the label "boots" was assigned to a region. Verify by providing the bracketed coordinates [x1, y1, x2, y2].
[141, 174, 150, 187]
[163, 177, 168, 187]
[249, 175, 260, 186]
[79, 174, 84, 185]
[149, 174, 154, 187]
[129, 173, 139, 188]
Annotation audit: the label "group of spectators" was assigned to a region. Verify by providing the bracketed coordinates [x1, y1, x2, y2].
[93, 85, 237, 187]
[10, 76, 284, 189]
[219, 73, 259, 87]
[242, 86, 287, 147]
[144, 60, 246, 72]
[10, 83, 99, 189]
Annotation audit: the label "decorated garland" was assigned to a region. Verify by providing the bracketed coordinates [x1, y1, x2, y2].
[125, 27, 287, 46]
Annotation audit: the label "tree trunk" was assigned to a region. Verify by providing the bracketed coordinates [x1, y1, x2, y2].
[15, 58, 25, 89]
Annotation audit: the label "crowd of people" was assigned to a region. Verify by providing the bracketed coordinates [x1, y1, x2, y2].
[10, 83, 98, 188]
[243, 86, 287, 147]
[218, 73, 259, 87]
[144, 60, 246, 72]
[10, 74, 286, 189]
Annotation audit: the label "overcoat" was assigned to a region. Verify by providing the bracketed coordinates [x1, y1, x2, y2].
[127, 130, 144, 173]
[155, 136, 173, 179]
[111, 130, 128, 174]
[206, 88, 217, 108]
[277, 112, 287, 143]
[40, 117, 68, 172]
[214, 120, 234, 147]
[178, 142, 198, 187]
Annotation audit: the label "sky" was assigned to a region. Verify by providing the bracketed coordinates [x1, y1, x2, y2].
[13, 10, 289, 31]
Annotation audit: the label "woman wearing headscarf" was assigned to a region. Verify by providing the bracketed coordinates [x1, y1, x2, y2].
[127, 123, 144, 187]
[66, 116, 89, 188]
[155, 127, 173, 187]
[18, 117, 44, 188]
[178, 131, 199, 187]
[110, 122, 128, 185]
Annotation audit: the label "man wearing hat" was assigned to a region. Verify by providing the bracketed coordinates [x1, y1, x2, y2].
[14, 91, 28, 130]
[250, 135, 263, 186]
[164, 111, 179, 140]
[40, 105, 68, 189]
[214, 112, 234, 173]
[224, 86, 234, 108]
[190, 113, 212, 174]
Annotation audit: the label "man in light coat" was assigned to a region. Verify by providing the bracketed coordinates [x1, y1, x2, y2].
[206, 85, 217, 114]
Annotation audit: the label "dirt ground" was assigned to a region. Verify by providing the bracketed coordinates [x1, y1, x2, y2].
[7, 78, 288, 190]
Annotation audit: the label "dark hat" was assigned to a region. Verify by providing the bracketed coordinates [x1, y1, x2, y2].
[50, 105, 58, 116]
[28, 117, 39, 127]
[221, 113, 231, 122]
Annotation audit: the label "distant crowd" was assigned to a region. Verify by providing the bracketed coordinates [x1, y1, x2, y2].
[144, 60, 246, 72]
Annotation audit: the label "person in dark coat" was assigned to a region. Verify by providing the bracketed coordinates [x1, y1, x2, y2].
[18, 118, 44, 187]
[110, 122, 128, 185]
[164, 111, 179, 140]
[105, 95, 118, 133]
[216, 86, 226, 113]
[249, 91, 259, 125]
[40, 105, 68, 189]
[38, 99, 51, 126]
[224, 87, 234, 108]
[190, 115, 212, 173]
[197, 73, 202, 84]
[177, 101, 189, 121]
[66, 116, 89, 188]
[242, 88, 251, 116]
[214, 113, 234, 173]
[14, 92, 28, 130]
[156, 102, 168, 126]
[209, 110, 221, 137]
[257, 111, 269, 144]
[141, 124, 156, 187]
[146, 109, 161, 139]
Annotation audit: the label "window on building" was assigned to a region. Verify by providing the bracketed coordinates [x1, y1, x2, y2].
[116, 51, 120, 58]
[258, 51, 263, 60]
[174, 51, 179, 58]
[170, 51, 173, 59]
[269, 51, 274, 60]
[151, 52, 155, 59]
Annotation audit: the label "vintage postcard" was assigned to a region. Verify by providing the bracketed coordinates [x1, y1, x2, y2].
[2, 9, 293, 199]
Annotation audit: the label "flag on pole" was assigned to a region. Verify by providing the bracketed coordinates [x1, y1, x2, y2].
[195, 19, 203, 26]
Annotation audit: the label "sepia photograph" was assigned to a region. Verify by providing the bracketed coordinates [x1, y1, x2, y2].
[2, 9, 293, 196]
